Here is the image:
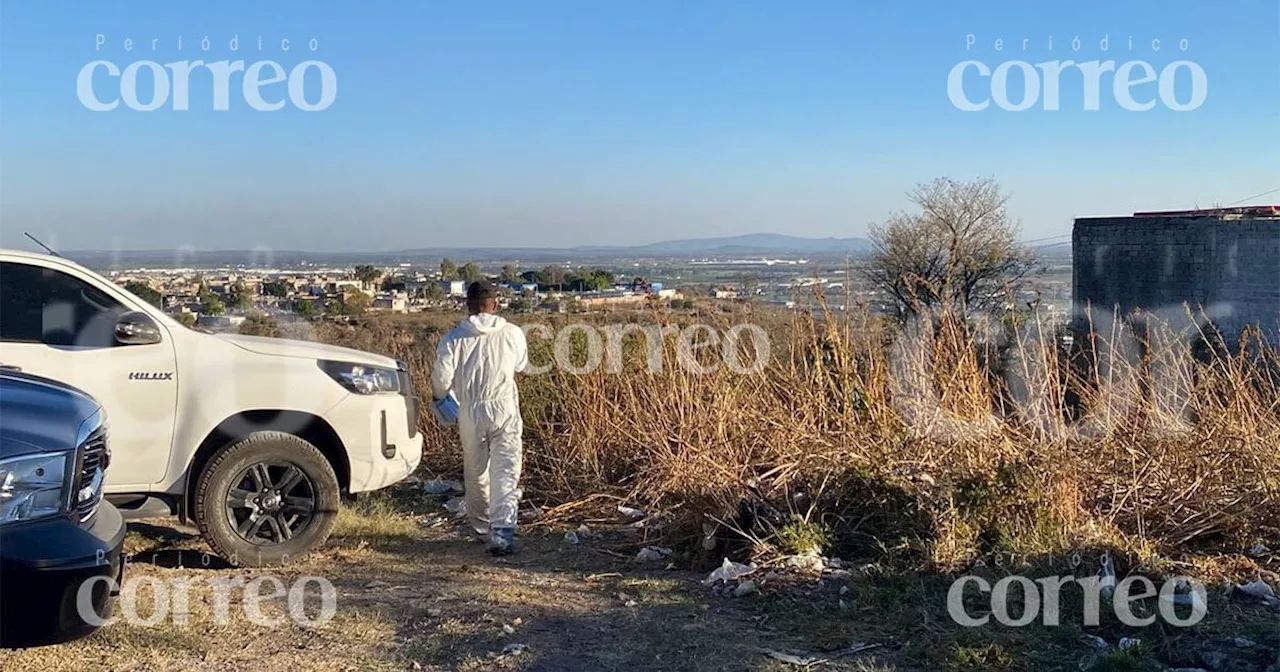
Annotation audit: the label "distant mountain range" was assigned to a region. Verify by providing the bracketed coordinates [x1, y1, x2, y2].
[58, 234, 876, 268]
[578, 233, 874, 255]
[54, 233, 1068, 269]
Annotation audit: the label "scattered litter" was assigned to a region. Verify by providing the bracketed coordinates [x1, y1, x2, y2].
[501, 643, 527, 656]
[1233, 579, 1280, 609]
[501, 623, 515, 635]
[576, 523, 593, 538]
[703, 558, 757, 585]
[1159, 577, 1207, 611]
[664, 562, 677, 570]
[364, 580, 390, 589]
[634, 546, 673, 563]
[1228, 636, 1257, 648]
[1117, 637, 1141, 651]
[410, 662, 422, 670]
[617, 504, 646, 519]
[564, 531, 580, 545]
[623, 599, 638, 607]
[733, 581, 758, 598]
[1248, 543, 1271, 557]
[783, 552, 825, 572]
[423, 479, 463, 495]
[443, 498, 467, 516]
[1082, 635, 1108, 650]
[1098, 555, 1117, 600]
[1160, 590, 1207, 609]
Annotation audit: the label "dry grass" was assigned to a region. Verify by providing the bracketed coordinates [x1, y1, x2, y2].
[5, 304, 1278, 671]
[315, 301, 1279, 574]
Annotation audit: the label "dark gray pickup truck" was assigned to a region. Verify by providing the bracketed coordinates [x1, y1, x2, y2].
[0, 366, 125, 647]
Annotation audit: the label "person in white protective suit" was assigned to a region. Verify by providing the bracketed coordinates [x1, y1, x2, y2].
[430, 280, 529, 555]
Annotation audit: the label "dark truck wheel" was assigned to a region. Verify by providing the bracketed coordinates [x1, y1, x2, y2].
[194, 431, 340, 567]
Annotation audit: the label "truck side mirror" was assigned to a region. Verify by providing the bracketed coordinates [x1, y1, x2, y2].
[115, 311, 163, 346]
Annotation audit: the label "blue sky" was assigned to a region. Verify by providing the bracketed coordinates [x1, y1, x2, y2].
[1, 0, 1277, 251]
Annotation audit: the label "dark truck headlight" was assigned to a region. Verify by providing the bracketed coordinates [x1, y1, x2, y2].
[0, 452, 73, 525]
[318, 360, 402, 395]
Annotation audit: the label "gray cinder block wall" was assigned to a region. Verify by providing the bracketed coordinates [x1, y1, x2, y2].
[1072, 214, 1280, 347]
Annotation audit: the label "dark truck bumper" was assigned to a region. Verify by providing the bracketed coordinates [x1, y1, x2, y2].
[0, 502, 126, 647]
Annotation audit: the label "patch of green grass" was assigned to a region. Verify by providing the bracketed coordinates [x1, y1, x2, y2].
[775, 517, 833, 556]
[334, 493, 422, 542]
[1086, 645, 1164, 672]
[947, 642, 1016, 671]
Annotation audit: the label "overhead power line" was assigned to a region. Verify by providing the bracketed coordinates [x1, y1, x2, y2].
[1020, 233, 1072, 245]
[1226, 186, 1280, 206]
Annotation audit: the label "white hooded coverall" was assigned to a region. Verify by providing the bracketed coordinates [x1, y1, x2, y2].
[431, 313, 529, 537]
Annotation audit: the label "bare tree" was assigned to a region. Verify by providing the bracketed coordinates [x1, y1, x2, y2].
[864, 177, 1035, 317]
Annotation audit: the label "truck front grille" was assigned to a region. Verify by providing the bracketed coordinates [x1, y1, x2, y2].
[75, 427, 108, 522]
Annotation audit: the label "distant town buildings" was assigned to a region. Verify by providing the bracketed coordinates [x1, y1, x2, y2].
[106, 265, 698, 327]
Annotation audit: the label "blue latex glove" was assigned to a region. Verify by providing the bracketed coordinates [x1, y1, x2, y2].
[432, 393, 459, 426]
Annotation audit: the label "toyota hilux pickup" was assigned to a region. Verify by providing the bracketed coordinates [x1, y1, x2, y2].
[0, 367, 124, 647]
[0, 249, 423, 566]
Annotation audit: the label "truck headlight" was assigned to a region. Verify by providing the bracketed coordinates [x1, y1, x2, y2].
[0, 452, 73, 525]
[319, 360, 401, 395]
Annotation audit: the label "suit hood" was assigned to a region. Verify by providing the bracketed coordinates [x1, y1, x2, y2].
[460, 314, 508, 335]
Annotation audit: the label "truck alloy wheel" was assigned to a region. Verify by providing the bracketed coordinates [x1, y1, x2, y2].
[225, 461, 318, 544]
[195, 431, 340, 567]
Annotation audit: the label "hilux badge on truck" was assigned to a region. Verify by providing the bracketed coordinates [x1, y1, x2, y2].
[128, 371, 173, 381]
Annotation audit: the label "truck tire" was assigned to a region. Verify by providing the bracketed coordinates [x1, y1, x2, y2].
[194, 431, 340, 567]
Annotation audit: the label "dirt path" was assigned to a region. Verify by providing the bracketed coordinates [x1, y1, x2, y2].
[0, 492, 870, 672]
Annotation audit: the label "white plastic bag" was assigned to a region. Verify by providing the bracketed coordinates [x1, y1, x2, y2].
[702, 557, 757, 585]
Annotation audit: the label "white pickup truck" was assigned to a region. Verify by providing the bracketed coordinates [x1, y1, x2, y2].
[0, 249, 423, 566]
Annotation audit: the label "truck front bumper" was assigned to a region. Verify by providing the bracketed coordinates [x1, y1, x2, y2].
[0, 502, 126, 647]
[327, 392, 423, 493]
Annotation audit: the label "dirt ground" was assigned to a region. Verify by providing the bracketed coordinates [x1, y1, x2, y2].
[2, 474, 1277, 672]
[0, 481, 890, 672]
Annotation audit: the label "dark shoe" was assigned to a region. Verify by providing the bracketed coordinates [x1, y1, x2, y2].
[487, 527, 517, 556]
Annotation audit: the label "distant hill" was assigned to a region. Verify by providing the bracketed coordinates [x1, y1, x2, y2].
[59, 234, 875, 268]
[56, 233, 1074, 270]
[581, 234, 874, 255]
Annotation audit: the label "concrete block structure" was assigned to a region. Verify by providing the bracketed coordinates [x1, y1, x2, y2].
[1072, 207, 1280, 347]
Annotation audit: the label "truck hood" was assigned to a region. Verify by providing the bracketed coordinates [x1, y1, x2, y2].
[214, 334, 400, 369]
[0, 370, 104, 458]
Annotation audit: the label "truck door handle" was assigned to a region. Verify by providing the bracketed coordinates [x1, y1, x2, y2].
[0, 364, 21, 372]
